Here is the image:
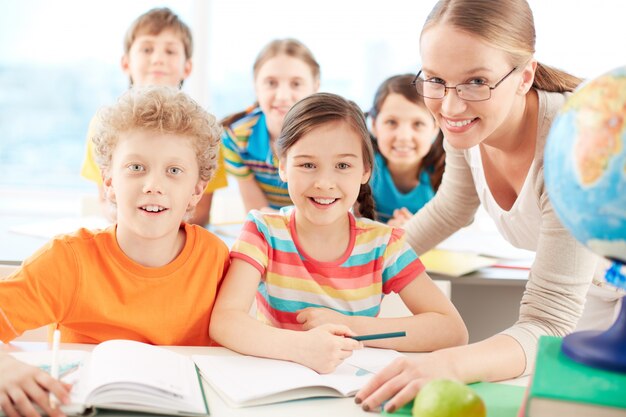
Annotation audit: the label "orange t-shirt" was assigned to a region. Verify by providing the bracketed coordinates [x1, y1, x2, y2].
[0, 224, 229, 345]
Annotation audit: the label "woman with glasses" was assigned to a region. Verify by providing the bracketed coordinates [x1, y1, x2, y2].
[355, 0, 603, 412]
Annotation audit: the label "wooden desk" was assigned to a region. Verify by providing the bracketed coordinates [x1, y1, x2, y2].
[2, 341, 528, 417]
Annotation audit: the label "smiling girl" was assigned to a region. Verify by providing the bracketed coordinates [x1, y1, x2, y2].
[368, 74, 444, 226]
[210, 93, 467, 374]
[221, 39, 320, 213]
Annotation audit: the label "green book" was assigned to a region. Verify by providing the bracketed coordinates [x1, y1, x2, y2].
[382, 381, 525, 417]
[525, 336, 626, 417]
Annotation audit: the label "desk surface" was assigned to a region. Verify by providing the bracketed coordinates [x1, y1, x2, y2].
[1, 341, 528, 417]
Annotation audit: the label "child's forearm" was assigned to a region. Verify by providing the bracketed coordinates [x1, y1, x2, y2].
[237, 178, 270, 213]
[209, 309, 303, 362]
[209, 309, 362, 373]
[344, 312, 468, 351]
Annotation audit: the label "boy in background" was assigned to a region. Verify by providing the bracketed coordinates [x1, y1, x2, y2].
[0, 86, 229, 417]
[81, 7, 227, 226]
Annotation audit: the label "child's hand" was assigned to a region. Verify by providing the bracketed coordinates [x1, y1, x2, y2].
[296, 307, 348, 330]
[388, 208, 413, 228]
[0, 354, 71, 417]
[294, 324, 362, 374]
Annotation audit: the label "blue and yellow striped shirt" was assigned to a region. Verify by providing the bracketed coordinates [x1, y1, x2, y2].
[222, 108, 292, 209]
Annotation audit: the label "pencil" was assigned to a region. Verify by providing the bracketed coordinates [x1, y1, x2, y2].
[350, 331, 406, 341]
[49, 328, 61, 408]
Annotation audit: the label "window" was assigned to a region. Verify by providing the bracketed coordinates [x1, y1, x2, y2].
[1, 0, 624, 215]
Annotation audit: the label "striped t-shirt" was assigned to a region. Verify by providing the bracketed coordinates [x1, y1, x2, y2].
[221, 108, 292, 209]
[230, 207, 425, 330]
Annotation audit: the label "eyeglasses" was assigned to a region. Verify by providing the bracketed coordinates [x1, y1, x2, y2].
[411, 67, 518, 102]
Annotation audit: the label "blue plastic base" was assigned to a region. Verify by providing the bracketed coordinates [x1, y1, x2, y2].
[562, 298, 626, 373]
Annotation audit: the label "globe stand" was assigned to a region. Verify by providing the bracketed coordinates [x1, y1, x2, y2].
[561, 262, 626, 373]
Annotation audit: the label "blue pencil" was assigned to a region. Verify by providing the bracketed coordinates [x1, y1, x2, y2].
[350, 331, 406, 341]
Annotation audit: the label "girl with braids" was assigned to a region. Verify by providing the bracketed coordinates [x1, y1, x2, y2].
[210, 93, 467, 374]
[356, 0, 604, 412]
[368, 74, 445, 226]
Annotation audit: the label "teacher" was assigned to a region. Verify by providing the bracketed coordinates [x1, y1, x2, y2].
[356, 0, 601, 412]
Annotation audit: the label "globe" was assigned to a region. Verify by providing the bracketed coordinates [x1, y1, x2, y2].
[544, 65, 626, 372]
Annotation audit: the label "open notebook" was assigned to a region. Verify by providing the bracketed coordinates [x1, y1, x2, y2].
[192, 347, 403, 407]
[10, 340, 208, 416]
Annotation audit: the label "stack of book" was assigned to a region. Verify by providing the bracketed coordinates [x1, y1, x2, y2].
[520, 336, 626, 417]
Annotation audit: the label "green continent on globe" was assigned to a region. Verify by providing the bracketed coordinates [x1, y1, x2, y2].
[411, 379, 486, 417]
[562, 75, 626, 186]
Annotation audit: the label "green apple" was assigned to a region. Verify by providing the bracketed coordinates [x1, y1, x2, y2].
[412, 379, 486, 417]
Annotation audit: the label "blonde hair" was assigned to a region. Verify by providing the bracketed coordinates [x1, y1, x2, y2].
[422, 0, 582, 92]
[124, 7, 193, 59]
[277, 92, 377, 220]
[92, 86, 221, 182]
[221, 39, 320, 127]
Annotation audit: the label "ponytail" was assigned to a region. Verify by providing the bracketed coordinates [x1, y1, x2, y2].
[357, 183, 377, 221]
[219, 103, 259, 128]
[533, 62, 582, 93]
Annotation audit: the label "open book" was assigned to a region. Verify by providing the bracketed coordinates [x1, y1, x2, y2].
[192, 347, 403, 407]
[11, 340, 209, 416]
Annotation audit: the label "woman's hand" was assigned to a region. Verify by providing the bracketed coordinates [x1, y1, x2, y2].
[0, 354, 72, 417]
[296, 307, 348, 330]
[355, 350, 458, 413]
[293, 324, 361, 374]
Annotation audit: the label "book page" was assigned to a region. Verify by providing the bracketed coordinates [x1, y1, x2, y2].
[79, 340, 206, 414]
[192, 347, 402, 407]
[344, 346, 404, 373]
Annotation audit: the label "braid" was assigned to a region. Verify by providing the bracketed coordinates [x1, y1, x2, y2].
[357, 183, 377, 221]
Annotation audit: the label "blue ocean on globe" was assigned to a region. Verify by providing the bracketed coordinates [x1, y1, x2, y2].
[544, 66, 626, 286]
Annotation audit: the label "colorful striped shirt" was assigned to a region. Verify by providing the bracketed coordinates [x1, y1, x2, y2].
[221, 108, 292, 209]
[230, 207, 425, 330]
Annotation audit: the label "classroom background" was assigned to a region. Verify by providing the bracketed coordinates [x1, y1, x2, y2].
[0, 0, 624, 223]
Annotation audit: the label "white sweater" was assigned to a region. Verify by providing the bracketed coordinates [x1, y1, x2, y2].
[403, 89, 598, 374]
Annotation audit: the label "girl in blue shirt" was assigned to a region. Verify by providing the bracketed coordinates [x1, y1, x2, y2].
[368, 74, 445, 226]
